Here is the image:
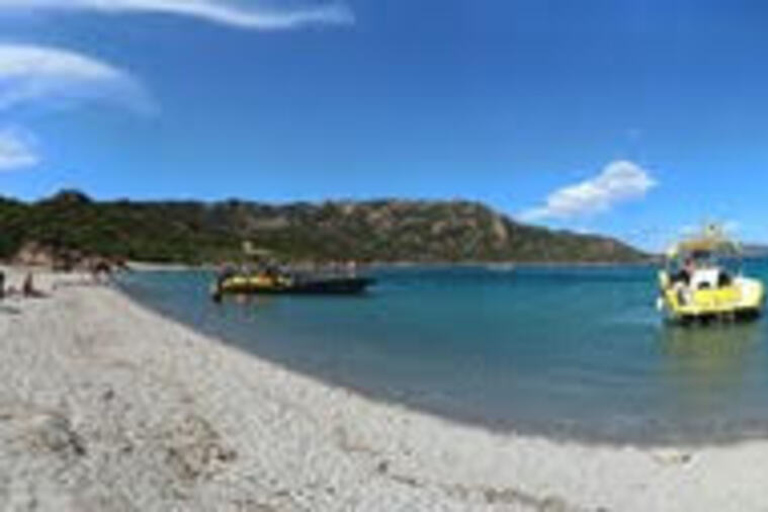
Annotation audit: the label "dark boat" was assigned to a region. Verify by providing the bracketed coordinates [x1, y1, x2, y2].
[212, 271, 375, 300]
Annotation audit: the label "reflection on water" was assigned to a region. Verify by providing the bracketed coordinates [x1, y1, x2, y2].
[120, 263, 768, 445]
[659, 323, 764, 414]
[662, 322, 761, 378]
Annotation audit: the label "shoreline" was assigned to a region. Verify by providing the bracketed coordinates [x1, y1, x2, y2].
[2, 269, 768, 510]
[123, 259, 656, 275]
[365, 260, 656, 270]
[126, 261, 213, 272]
[118, 275, 768, 451]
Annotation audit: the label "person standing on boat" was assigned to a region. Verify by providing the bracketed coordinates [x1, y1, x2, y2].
[671, 257, 695, 286]
[218, 262, 236, 284]
[681, 257, 695, 285]
[671, 257, 696, 306]
[211, 262, 236, 303]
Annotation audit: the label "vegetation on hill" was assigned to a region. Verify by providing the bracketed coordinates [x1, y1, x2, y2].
[0, 190, 646, 265]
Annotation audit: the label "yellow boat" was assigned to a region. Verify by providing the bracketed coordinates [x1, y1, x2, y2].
[657, 225, 765, 324]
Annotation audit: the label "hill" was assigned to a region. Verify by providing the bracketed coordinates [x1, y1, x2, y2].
[0, 190, 646, 265]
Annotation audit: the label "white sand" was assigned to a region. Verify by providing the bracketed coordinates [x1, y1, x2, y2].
[1, 267, 767, 511]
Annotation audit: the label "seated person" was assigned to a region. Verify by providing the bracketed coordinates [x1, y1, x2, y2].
[672, 258, 696, 286]
[718, 270, 733, 288]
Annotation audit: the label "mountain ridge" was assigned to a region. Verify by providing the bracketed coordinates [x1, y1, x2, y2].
[0, 190, 647, 265]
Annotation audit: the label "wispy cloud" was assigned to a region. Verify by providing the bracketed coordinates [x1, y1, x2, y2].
[0, 45, 153, 170]
[0, 127, 39, 171]
[0, 0, 354, 30]
[519, 160, 657, 222]
[0, 44, 152, 113]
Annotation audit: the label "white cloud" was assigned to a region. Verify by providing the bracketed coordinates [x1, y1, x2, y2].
[0, 0, 353, 30]
[519, 160, 657, 222]
[0, 45, 152, 170]
[0, 127, 39, 171]
[0, 44, 152, 113]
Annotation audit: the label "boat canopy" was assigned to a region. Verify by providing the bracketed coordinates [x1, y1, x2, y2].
[665, 225, 742, 260]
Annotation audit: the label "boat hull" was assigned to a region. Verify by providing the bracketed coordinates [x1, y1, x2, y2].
[218, 276, 375, 296]
[658, 274, 765, 325]
[664, 306, 763, 326]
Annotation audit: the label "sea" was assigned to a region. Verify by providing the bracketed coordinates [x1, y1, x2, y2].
[119, 260, 768, 446]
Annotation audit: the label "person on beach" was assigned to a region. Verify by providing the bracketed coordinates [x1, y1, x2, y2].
[22, 272, 34, 297]
[91, 259, 113, 285]
[22, 272, 46, 299]
[0, 269, 5, 300]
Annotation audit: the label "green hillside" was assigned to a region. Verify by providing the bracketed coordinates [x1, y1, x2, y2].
[0, 190, 646, 265]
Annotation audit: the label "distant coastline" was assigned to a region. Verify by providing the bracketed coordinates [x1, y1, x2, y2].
[363, 259, 656, 269]
[1, 189, 646, 268]
[122, 259, 656, 274]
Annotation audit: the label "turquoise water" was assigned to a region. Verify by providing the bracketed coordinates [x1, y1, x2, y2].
[120, 261, 768, 446]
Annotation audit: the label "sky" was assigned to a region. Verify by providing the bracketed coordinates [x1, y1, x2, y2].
[0, 0, 767, 249]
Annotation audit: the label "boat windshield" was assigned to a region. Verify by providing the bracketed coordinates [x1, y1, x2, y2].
[690, 250, 717, 268]
[666, 247, 742, 284]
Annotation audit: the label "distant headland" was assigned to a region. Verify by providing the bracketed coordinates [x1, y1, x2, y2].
[0, 189, 647, 266]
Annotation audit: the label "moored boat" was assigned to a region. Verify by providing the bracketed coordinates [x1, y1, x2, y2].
[212, 265, 375, 301]
[657, 225, 765, 324]
[217, 273, 374, 296]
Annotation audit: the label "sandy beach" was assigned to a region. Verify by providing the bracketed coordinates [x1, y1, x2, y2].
[1, 267, 767, 511]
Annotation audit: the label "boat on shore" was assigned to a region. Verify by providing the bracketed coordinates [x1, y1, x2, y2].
[657, 225, 765, 324]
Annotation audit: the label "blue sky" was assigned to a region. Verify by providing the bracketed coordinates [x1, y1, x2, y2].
[0, 1, 767, 249]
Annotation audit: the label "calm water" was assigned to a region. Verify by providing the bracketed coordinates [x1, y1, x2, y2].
[120, 261, 768, 445]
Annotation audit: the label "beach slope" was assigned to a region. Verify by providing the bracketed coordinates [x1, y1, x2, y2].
[1, 270, 767, 511]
